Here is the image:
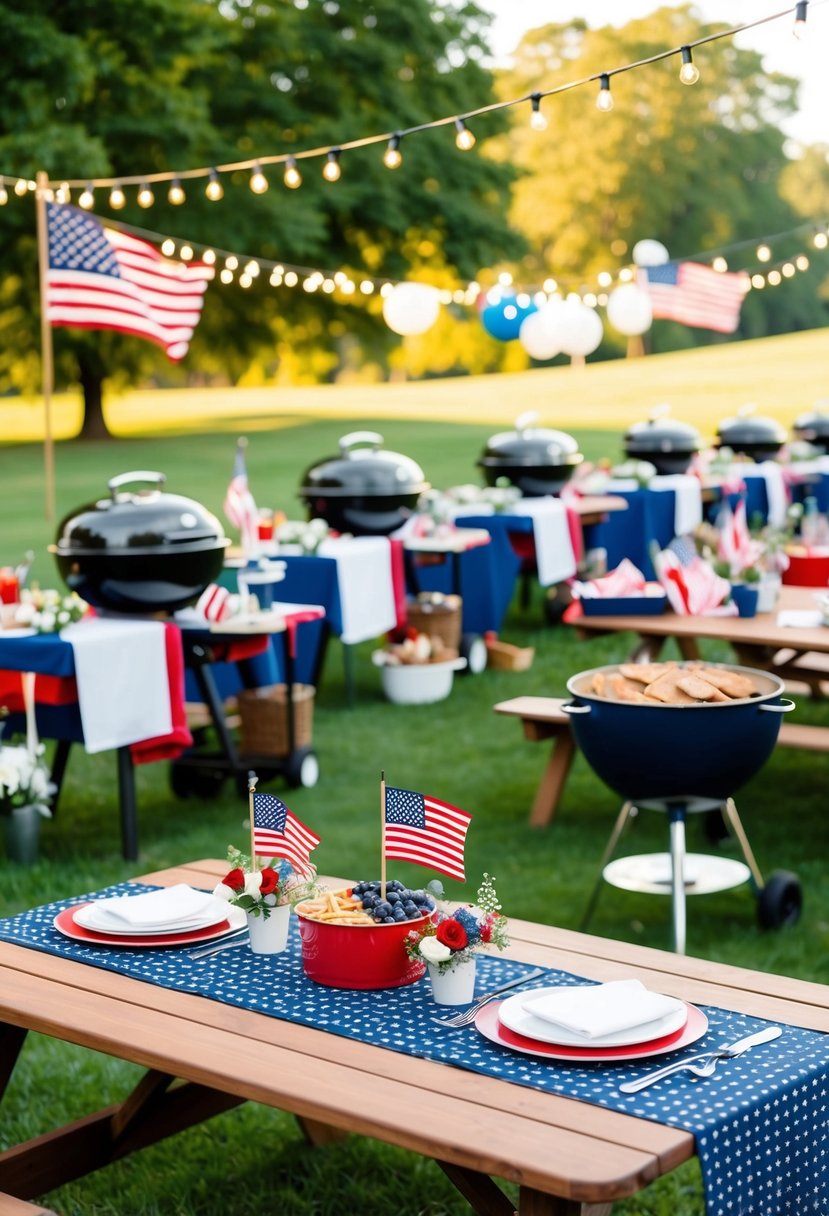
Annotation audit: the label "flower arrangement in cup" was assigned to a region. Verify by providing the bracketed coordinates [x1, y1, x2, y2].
[0, 742, 55, 819]
[6, 589, 87, 633]
[274, 518, 332, 554]
[212, 846, 317, 919]
[404, 874, 509, 974]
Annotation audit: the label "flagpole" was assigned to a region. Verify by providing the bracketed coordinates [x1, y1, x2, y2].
[248, 770, 259, 865]
[35, 170, 56, 522]
[380, 770, 386, 901]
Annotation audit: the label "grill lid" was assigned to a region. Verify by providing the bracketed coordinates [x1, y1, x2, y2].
[624, 409, 701, 456]
[299, 432, 430, 499]
[54, 471, 229, 556]
[716, 412, 786, 449]
[792, 408, 829, 442]
[478, 411, 582, 470]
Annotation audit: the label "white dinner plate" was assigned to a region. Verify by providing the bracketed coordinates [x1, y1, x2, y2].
[73, 902, 231, 936]
[498, 987, 688, 1048]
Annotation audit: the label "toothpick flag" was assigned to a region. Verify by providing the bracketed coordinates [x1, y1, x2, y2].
[251, 792, 320, 877]
[384, 785, 471, 882]
[45, 203, 213, 360]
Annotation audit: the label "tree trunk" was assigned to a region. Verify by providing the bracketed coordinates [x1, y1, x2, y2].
[76, 351, 111, 440]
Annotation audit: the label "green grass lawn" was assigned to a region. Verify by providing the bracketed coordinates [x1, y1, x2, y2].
[1, 397, 828, 1214]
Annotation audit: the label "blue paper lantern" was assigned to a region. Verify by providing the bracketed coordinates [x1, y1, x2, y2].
[480, 291, 537, 342]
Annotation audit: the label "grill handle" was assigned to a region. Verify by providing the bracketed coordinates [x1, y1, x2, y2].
[515, 410, 539, 434]
[107, 471, 166, 500]
[759, 698, 796, 713]
[339, 431, 383, 455]
[561, 701, 591, 715]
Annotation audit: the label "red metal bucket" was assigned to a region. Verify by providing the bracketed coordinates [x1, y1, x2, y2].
[296, 893, 433, 989]
[782, 550, 829, 587]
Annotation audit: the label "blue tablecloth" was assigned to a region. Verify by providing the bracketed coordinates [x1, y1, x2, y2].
[2, 883, 826, 1216]
[586, 488, 677, 580]
[405, 539, 511, 635]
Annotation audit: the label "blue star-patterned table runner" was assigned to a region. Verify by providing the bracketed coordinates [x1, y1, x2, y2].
[1, 885, 827, 1216]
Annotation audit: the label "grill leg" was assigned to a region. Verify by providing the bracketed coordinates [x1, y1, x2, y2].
[669, 807, 688, 955]
[721, 797, 765, 889]
[580, 800, 637, 931]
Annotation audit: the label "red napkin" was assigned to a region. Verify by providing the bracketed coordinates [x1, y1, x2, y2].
[388, 538, 408, 630]
[129, 622, 193, 766]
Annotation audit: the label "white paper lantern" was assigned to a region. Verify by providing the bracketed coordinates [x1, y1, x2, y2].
[557, 299, 603, 357]
[518, 301, 564, 361]
[382, 282, 442, 336]
[632, 238, 669, 268]
[606, 283, 653, 336]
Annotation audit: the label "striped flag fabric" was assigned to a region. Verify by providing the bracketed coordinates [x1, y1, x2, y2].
[223, 440, 260, 553]
[45, 202, 213, 361]
[252, 792, 320, 876]
[384, 785, 471, 882]
[637, 262, 748, 334]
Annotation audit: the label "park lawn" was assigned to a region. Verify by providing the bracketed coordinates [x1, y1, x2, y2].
[1, 349, 828, 1215]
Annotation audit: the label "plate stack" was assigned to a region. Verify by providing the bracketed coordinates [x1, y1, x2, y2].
[476, 978, 708, 1061]
[55, 883, 245, 948]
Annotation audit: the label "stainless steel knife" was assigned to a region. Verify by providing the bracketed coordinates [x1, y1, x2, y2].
[618, 1024, 782, 1094]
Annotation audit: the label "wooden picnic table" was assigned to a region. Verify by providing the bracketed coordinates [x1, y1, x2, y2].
[1, 859, 827, 1215]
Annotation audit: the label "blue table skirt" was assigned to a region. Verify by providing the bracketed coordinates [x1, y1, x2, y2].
[1, 884, 826, 1216]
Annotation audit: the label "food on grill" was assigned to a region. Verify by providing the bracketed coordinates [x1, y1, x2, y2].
[589, 662, 761, 705]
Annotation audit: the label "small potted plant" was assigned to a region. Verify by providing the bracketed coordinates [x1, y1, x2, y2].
[212, 847, 317, 954]
[405, 874, 509, 1005]
[0, 742, 55, 864]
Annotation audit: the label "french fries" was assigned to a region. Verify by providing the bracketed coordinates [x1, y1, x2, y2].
[296, 888, 375, 926]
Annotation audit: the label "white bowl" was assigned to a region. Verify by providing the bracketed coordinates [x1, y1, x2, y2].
[373, 655, 467, 704]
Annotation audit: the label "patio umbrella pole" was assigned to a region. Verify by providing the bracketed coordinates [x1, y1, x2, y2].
[35, 170, 55, 522]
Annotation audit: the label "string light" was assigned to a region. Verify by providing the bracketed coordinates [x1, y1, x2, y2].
[55, 182, 71, 203]
[713, 256, 728, 272]
[203, 249, 216, 265]
[206, 169, 224, 201]
[78, 183, 95, 209]
[13, 179, 28, 197]
[454, 118, 476, 151]
[109, 184, 126, 209]
[767, 269, 782, 285]
[168, 178, 185, 205]
[796, 255, 810, 270]
[137, 182, 155, 208]
[180, 245, 194, 261]
[756, 243, 772, 262]
[782, 262, 796, 277]
[0, 177, 6, 206]
[529, 94, 548, 132]
[322, 149, 342, 182]
[596, 74, 614, 112]
[814, 232, 828, 250]
[249, 163, 269, 194]
[679, 46, 700, 85]
[793, 1, 808, 38]
[284, 157, 302, 189]
[161, 239, 176, 256]
[383, 135, 403, 169]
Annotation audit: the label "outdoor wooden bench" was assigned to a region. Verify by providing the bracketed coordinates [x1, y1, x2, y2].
[494, 696, 825, 830]
[494, 696, 576, 827]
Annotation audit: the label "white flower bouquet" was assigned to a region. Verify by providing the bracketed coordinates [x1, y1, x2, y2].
[0, 743, 55, 818]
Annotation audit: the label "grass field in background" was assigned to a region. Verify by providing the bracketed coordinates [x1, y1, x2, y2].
[1, 337, 828, 1215]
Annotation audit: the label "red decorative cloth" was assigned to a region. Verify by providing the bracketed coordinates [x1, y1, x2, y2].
[129, 622, 193, 766]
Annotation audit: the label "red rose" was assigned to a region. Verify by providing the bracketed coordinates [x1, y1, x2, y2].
[479, 916, 493, 943]
[436, 918, 468, 952]
[222, 867, 246, 892]
[259, 867, 279, 897]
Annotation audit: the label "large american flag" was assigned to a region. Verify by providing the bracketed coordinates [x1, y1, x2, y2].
[223, 440, 260, 551]
[384, 786, 471, 882]
[638, 262, 748, 334]
[252, 792, 320, 876]
[46, 202, 213, 361]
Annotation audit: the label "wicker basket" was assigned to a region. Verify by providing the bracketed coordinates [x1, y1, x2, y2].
[237, 684, 314, 756]
[486, 639, 535, 672]
[406, 597, 462, 652]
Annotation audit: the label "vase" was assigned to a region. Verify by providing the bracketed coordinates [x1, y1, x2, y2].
[730, 583, 759, 619]
[2, 804, 47, 865]
[246, 901, 290, 955]
[428, 957, 477, 1005]
[756, 572, 782, 614]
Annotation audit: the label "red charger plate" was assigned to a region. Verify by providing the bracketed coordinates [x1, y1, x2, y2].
[54, 902, 238, 949]
[475, 1000, 708, 1062]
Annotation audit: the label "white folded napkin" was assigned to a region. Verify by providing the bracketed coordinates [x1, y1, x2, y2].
[88, 884, 220, 928]
[317, 536, 397, 644]
[521, 979, 684, 1040]
[777, 610, 824, 629]
[651, 474, 703, 537]
[511, 498, 577, 586]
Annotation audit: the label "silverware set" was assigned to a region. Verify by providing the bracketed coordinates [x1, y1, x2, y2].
[618, 1025, 782, 1093]
[187, 930, 249, 961]
[430, 967, 547, 1028]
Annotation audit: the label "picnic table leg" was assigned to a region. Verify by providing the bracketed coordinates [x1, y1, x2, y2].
[436, 1161, 515, 1216]
[529, 731, 577, 828]
[516, 1186, 583, 1214]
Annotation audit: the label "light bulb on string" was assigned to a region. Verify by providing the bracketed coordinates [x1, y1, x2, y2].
[793, 1, 808, 38]
[137, 182, 155, 208]
[109, 184, 126, 209]
[168, 178, 185, 205]
[78, 183, 95, 209]
[768, 269, 782, 286]
[284, 157, 302, 188]
[529, 94, 548, 131]
[782, 262, 796, 278]
[249, 163, 269, 194]
[322, 149, 342, 182]
[383, 135, 403, 169]
[0, 177, 6, 206]
[205, 169, 224, 201]
[179, 245, 194, 261]
[454, 117, 476, 150]
[796, 255, 810, 271]
[55, 182, 71, 203]
[13, 179, 28, 197]
[596, 74, 614, 112]
[679, 46, 700, 85]
[225, 255, 239, 270]
[203, 249, 216, 265]
[751, 273, 766, 289]
[161, 239, 176, 256]
[756, 243, 772, 262]
[813, 231, 828, 250]
[712, 256, 728, 273]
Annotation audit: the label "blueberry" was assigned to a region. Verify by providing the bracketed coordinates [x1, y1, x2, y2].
[387, 891, 400, 903]
[392, 906, 406, 921]
[403, 901, 418, 916]
[375, 901, 392, 918]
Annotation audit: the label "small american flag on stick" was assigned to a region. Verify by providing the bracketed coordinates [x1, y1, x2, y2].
[384, 785, 471, 882]
[252, 792, 320, 877]
[46, 203, 213, 360]
[223, 439, 260, 553]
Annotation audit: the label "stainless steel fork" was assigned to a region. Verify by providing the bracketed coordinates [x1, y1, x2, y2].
[430, 967, 546, 1028]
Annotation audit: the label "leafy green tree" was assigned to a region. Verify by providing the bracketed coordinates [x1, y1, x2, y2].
[494, 5, 828, 352]
[0, 0, 522, 436]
